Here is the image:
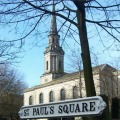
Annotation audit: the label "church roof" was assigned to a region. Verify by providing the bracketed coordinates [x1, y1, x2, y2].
[24, 64, 116, 93]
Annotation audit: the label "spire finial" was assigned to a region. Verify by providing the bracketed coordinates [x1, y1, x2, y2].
[49, 1, 58, 35]
[52, 0, 55, 13]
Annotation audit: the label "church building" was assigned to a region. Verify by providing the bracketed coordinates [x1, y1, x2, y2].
[24, 4, 120, 120]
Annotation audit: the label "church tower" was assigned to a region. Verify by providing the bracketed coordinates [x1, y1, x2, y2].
[40, 4, 64, 84]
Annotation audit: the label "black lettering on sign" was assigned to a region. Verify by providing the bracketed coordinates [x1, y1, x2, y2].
[33, 108, 37, 116]
[58, 105, 63, 114]
[37, 108, 40, 115]
[40, 107, 44, 115]
[24, 109, 29, 116]
[90, 102, 95, 111]
[82, 103, 88, 112]
[63, 105, 69, 113]
[50, 106, 54, 114]
[69, 104, 74, 113]
[75, 104, 81, 113]
[33, 108, 41, 116]
[45, 107, 48, 115]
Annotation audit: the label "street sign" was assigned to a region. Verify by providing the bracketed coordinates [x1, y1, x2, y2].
[19, 96, 106, 119]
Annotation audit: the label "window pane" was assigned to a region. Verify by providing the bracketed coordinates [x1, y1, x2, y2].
[29, 96, 33, 105]
[49, 91, 54, 102]
[59, 61, 61, 70]
[73, 86, 78, 98]
[61, 89, 65, 100]
[46, 61, 48, 70]
[39, 93, 43, 103]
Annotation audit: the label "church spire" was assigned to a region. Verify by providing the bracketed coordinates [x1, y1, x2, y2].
[49, 1, 58, 35]
[41, 1, 64, 84]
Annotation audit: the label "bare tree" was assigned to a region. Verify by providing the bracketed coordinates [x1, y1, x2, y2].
[66, 48, 83, 98]
[0, 64, 27, 95]
[0, 94, 23, 120]
[95, 64, 119, 119]
[0, 1, 120, 119]
[99, 68, 115, 103]
[109, 57, 120, 98]
[0, 64, 27, 120]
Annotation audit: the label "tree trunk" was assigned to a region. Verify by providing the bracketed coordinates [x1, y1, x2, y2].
[74, 1, 96, 98]
[73, 1, 96, 120]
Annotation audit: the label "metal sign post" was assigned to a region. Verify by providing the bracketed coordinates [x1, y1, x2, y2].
[19, 96, 106, 119]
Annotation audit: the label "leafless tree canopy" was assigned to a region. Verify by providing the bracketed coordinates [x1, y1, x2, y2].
[0, 0, 119, 62]
[0, 64, 27, 96]
[0, 64, 27, 120]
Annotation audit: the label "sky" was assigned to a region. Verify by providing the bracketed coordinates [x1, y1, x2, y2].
[1, 20, 120, 88]
[17, 33, 81, 88]
[17, 30, 120, 88]
[18, 46, 44, 87]
[0, 0, 120, 88]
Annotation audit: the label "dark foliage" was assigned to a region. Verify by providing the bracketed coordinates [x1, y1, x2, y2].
[111, 97, 120, 119]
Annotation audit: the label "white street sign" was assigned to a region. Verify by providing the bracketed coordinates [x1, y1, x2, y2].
[19, 96, 106, 119]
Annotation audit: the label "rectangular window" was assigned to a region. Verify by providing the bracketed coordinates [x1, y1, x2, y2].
[46, 61, 48, 70]
[59, 61, 61, 71]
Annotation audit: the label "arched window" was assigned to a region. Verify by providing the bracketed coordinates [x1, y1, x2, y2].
[39, 93, 44, 103]
[73, 86, 78, 98]
[29, 96, 33, 105]
[49, 91, 54, 102]
[60, 88, 65, 100]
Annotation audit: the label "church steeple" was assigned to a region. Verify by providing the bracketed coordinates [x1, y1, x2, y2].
[48, 2, 60, 46]
[49, 2, 58, 35]
[41, 2, 64, 83]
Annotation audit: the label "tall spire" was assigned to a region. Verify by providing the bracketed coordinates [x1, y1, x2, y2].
[41, 0, 64, 83]
[49, 1, 58, 35]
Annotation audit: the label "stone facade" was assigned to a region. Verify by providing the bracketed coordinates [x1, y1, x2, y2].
[24, 64, 119, 105]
